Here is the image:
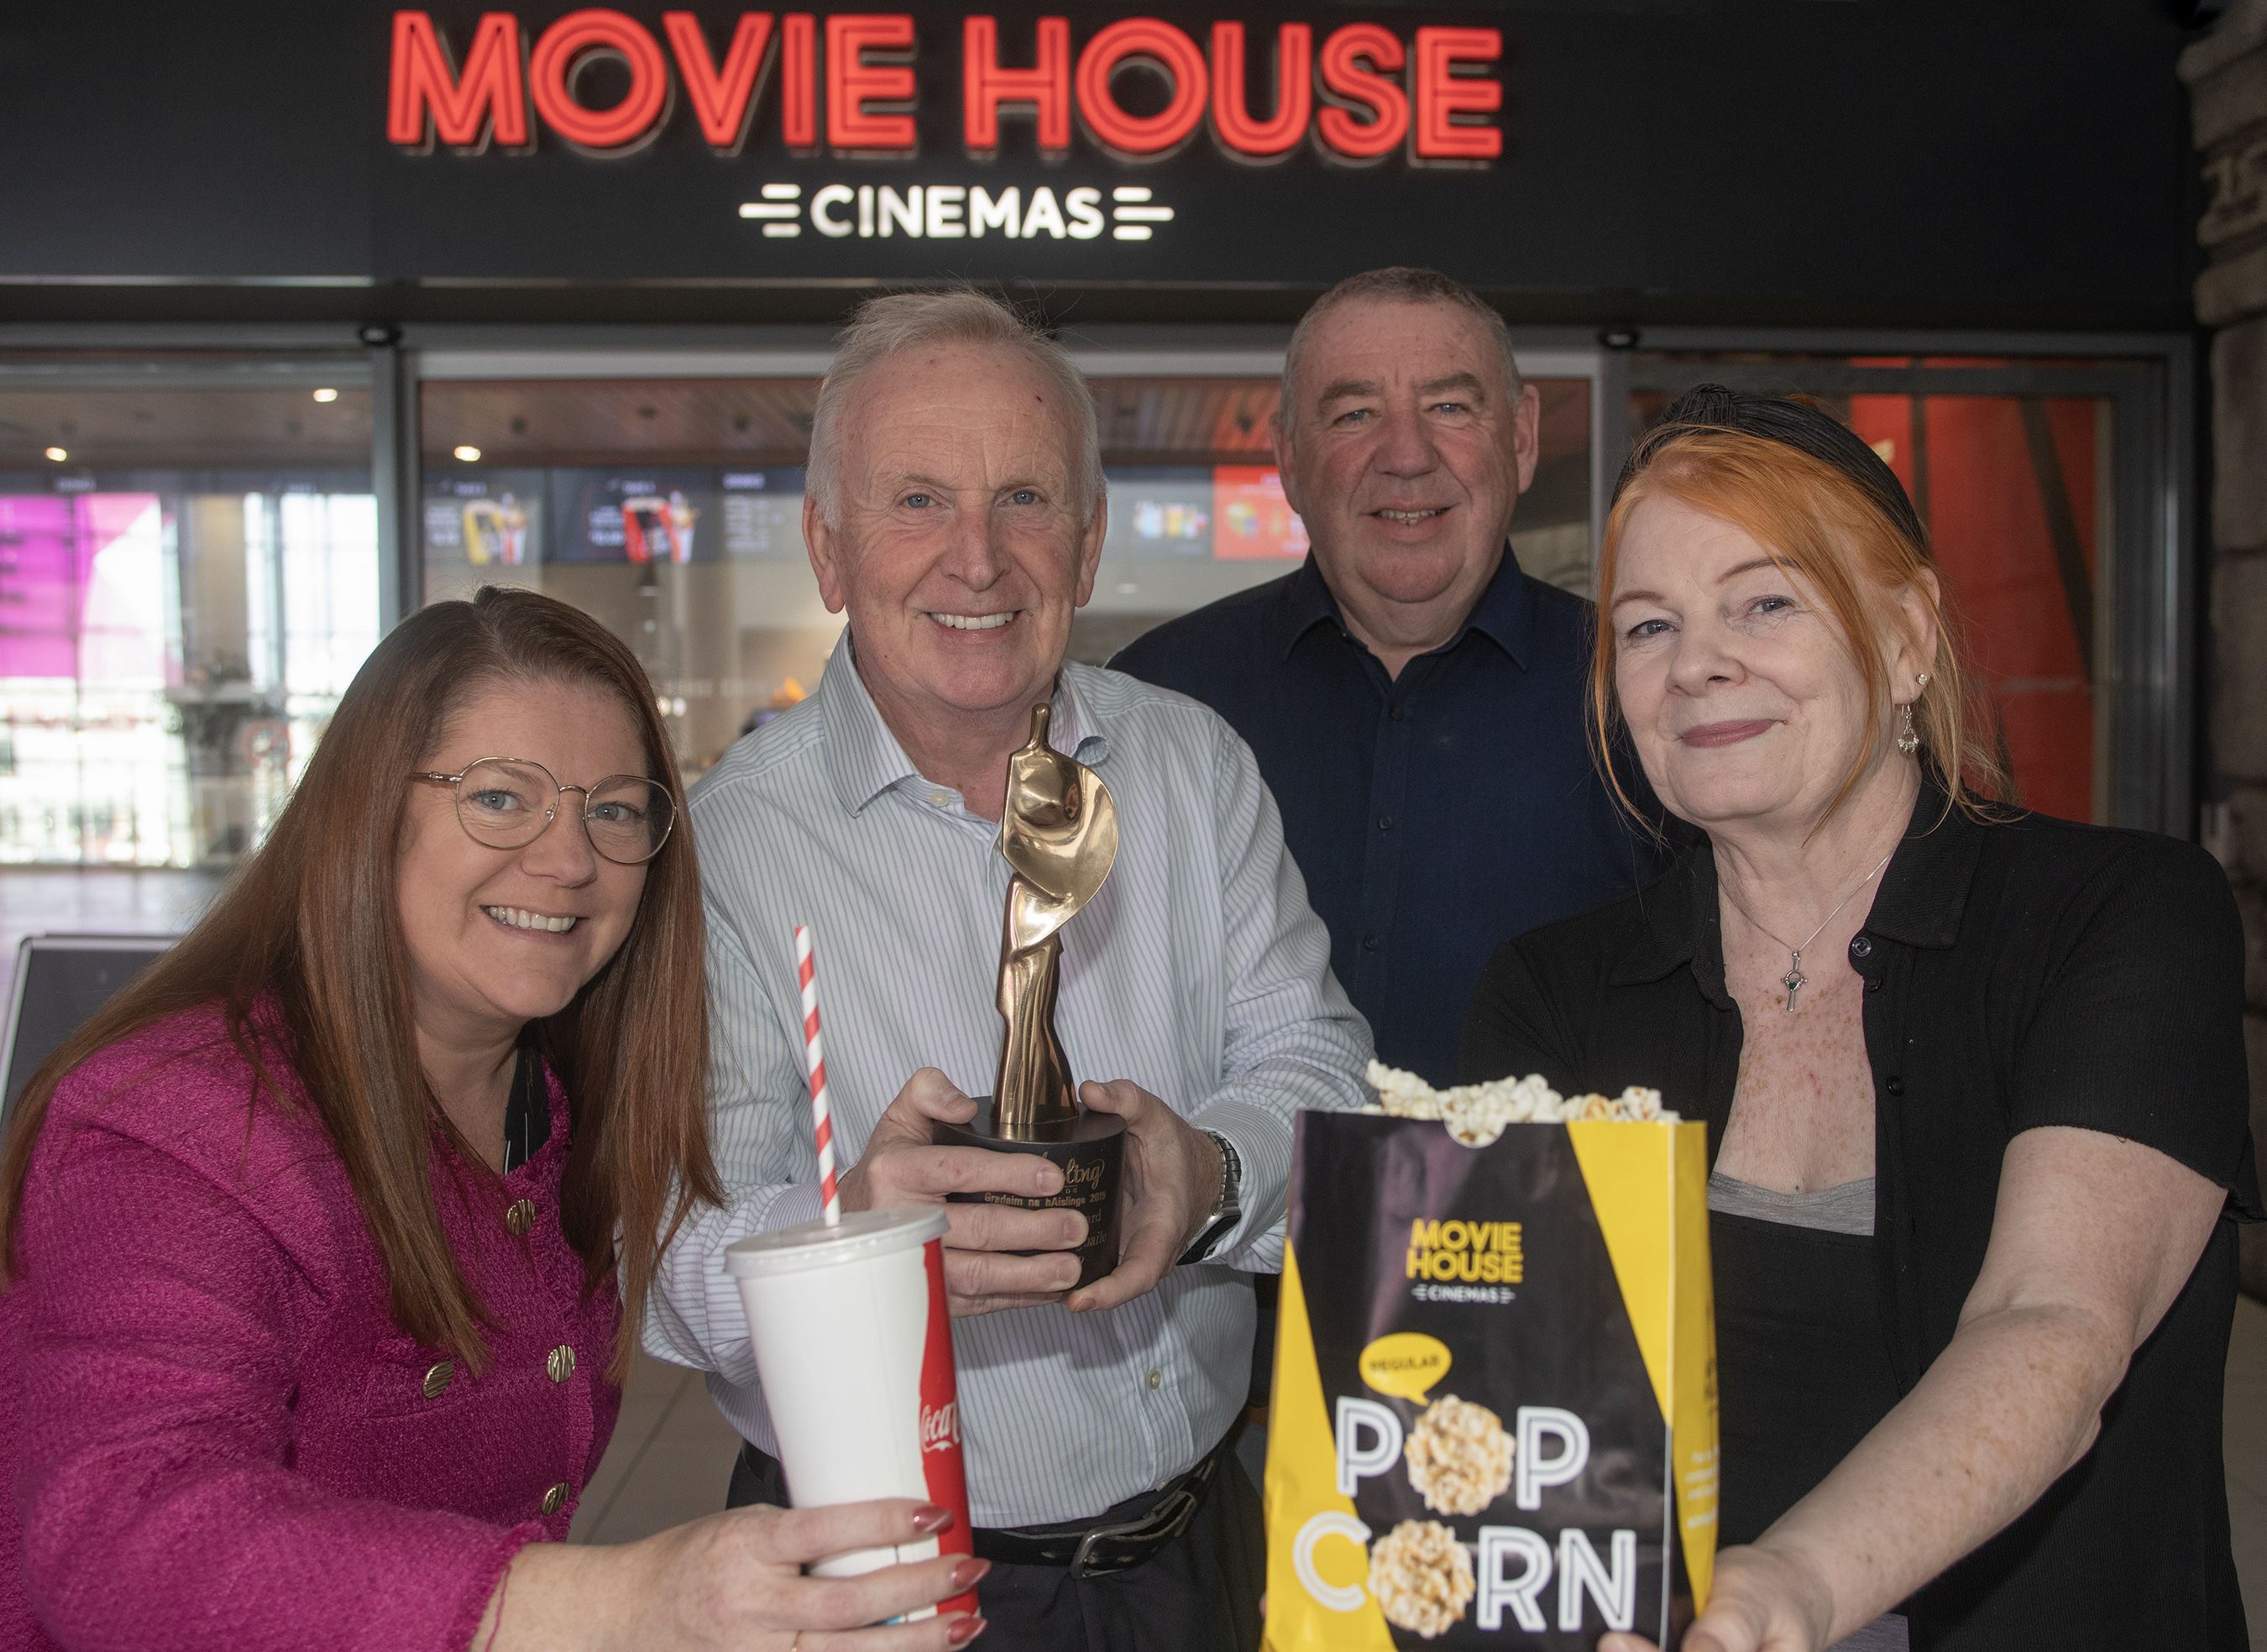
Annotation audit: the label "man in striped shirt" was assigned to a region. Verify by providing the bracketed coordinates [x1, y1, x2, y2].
[645, 290, 1371, 1652]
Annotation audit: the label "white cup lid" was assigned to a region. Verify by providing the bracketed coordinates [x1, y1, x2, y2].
[725, 1207, 948, 1278]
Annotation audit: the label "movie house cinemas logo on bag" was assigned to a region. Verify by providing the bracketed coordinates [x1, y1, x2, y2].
[1265, 1069, 1718, 1649]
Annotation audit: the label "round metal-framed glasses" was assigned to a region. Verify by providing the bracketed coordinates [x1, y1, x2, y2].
[411, 756, 676, 865]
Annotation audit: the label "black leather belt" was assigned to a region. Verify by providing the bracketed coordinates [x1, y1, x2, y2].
[971, 1435, 1229, 1578]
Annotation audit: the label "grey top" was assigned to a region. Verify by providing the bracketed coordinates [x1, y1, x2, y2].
[1709, 1165, 1907, 1651]
[1708, 1169, 1877, 1236]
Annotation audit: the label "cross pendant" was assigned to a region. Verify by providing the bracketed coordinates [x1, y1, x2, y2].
[1782, 956, 1808, 1012]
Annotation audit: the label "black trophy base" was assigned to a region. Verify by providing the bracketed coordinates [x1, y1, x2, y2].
[934, 1096, 1126, 1289]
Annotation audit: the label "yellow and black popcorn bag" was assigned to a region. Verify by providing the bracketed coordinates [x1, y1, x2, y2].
[1265, 1111, 1717, 1650]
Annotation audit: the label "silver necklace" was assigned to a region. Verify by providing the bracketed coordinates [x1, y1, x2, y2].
[1723, 846, 1896, 1012]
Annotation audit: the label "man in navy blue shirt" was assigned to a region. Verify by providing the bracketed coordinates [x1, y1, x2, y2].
[1114, 269, 1664, 1085]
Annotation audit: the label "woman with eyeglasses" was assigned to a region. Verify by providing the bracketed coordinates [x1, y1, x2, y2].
[0, 588, 986, 1652]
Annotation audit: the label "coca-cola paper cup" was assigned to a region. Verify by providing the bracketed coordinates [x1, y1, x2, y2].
[726, 1209, 976, 1615]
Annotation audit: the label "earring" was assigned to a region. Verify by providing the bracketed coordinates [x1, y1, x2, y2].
[1896, 703, 1920, 756]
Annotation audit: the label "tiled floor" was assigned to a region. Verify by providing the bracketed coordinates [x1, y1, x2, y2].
[7, 869, 2263, 1637]
[567, 1356, 746, 1544]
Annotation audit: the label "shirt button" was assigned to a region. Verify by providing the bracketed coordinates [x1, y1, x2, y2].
[1361, 933, 1380, 953]
[1885, 1074, 1906, 1096]
[1377, 814, 1395, 832]
[929, 789, 950, 808]
[547, 1345, 578, 1383]
[1388, 706, 1406, 723]
[1865, 975, 1882, 993]
[541, 1482, 572, 1516]
[1145, 1369, 1162, 1390]
[421, 1361, 453, 1400]
[1848, 933, 1874, 961]
[505, 1198, 536, 1236]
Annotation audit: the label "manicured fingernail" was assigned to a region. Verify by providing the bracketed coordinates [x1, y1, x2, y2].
[1034, 1164, 1063, 1193]
[912, 1504, 952, 1534]
[947, 1615, 988, 1646]
[950, 1558, 991, 1591]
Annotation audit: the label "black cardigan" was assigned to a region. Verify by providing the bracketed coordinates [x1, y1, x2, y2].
[1460, 789, 2260, 1651]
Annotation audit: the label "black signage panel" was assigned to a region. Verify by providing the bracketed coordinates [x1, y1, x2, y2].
[0, 3, 2203, 325]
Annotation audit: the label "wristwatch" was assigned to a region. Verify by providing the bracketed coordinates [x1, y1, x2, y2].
[1176, 1130, 1243, 1266]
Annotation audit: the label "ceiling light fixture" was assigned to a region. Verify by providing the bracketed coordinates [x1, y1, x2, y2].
[453, 445, 482, 463]
[312, 387, 339, 403]
[44, 447, 67, 463]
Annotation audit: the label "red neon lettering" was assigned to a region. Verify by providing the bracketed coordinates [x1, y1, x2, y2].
[1412, 27, 1501, 159]
[1076, 18, 1207, 156]
[826, 14, 917, 151]
[1209, 23, 1312, 158]
[782, 13, 819, 148]
[1317, 23, 1408, 159]
[387, 12, 527, 150]
[962, 16, 1071, 154]
[529, 9, 672, 152]
[663, 12, 777, 151]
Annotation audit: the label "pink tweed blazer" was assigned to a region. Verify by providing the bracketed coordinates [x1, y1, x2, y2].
[0, 1008, 622, 1651]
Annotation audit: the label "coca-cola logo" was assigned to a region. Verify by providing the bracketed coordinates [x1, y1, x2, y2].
[921, 1400, 961, 1452]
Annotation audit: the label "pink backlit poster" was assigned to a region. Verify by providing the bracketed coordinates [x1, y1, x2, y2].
[0, 494, 167, 684]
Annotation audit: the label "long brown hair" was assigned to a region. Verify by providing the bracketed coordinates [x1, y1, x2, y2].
[1591, 425, 2011, 832]
[0, 587, 720, 1378]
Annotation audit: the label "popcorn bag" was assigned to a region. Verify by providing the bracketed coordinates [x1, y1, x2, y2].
[1264, 1066, 1718, 1651]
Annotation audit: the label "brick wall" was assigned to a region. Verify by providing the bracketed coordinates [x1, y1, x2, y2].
[2181, 0, 2267, 1301]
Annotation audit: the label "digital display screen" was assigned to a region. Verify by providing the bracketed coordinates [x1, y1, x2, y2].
[1211, 466, 1309, 561]
[550, 468, 716, 564]
[426, 467, 813, 564]
[1101, 467, 1215, 559]
[717, 468, 807, 557]
[422, 471, 544, 567]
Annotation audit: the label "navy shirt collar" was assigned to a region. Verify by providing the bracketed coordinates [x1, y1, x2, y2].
[1275, 544, 1535, 669]
[1610, 782, 1994, 1001]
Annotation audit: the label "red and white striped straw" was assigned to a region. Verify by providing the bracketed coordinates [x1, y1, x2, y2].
[793, 924, 841, 1226]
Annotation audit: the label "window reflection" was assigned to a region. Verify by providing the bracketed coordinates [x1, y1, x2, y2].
[419, 371, 1596, 775]
[0, 361, 377, 865]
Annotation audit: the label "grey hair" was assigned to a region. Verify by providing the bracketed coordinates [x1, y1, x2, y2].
[1279, 267, 1523, 436]
[805, 290, 1104, 528]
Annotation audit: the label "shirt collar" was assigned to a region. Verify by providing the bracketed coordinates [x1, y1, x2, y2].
[1275, 543, 1533, 668]
[817, 630, 1113, 817]
[1609, 782, 1992, 996]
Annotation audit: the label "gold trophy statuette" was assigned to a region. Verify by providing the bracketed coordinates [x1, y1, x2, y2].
[932, 703, 1126, 1289]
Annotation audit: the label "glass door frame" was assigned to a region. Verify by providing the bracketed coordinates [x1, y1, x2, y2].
[1606, 329, 2196, 836]
[1, 321, 2194, 841]
[377, 319, 2191, 839]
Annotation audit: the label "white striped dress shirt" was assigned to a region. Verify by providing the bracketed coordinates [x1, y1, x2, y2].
[644, 638, 1373, 1527]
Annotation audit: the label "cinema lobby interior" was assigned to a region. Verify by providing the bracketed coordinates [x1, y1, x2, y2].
[2, 3, 2265, 1649]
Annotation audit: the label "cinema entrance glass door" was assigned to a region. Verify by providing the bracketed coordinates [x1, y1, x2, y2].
[414, 342, 1605, 782]
[0, 353, 380, 866]
[1626, 353, 2185, 833]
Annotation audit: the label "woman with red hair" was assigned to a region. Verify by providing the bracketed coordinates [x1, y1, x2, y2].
[1463, 389, 2256, 1651]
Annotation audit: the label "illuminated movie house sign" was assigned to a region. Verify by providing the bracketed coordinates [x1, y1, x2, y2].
[388, 11, 1503, 170]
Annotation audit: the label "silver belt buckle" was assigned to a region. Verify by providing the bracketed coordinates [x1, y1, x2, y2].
[1067, 1481, 1204, 1578]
